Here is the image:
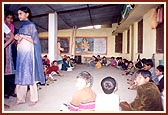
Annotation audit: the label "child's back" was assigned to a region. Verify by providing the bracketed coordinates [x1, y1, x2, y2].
[68, 71, 96, 111]
[95, 76, 120, 112]
[95, 93, 119, 112]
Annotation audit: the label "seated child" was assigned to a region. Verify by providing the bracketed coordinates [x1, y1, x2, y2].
[127, 61, 142, 90]
[121, 59, 128, 71]
[95, 58, 102, 69]
[66, 56, 74, 71]
[97, 55, 101, 61]
[67, 71, 96, 111]
[109, 57, 117, 67]
[123, 61, 136, 76]
[61, 58, 70, 71]
[70, 58, 76, 68]
[46, 60, 63, 81]
[95, 76, 120, 112]
[42, 55, 50, 66]
[88, 55, 97, 67]
[120, 70, 163, 111]
[143, 59, 156, 83]
[154, 65, 164, 92]
[116, 57, 123, 69]
[101, 56, 107, 66]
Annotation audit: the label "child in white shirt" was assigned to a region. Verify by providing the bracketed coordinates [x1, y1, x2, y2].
[95, 76, 120, 112]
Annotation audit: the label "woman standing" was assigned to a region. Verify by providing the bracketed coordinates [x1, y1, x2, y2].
[14, 6, 45, 106]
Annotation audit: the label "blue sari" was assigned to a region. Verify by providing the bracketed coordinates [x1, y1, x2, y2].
[15, 20, 45, 85]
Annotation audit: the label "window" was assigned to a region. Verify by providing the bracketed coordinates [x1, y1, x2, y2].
[127, 29, 130, 53]
[156, 22, 164, 53]
[138, 19, 143, 53]
[115, 33, 123, 53]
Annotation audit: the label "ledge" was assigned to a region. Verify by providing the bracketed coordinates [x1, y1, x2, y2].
[112, 4, 161, 35]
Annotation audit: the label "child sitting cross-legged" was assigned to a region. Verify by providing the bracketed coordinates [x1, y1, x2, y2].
[46, 60, 63, 82]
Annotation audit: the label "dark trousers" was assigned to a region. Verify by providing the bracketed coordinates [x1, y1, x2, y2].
[4, 74, 16, 96]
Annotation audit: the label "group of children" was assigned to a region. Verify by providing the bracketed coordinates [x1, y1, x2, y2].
[42, 54, 164, 112]
[42, 55, 76, 86]
[122, 58, 164, 93]
[42, 56, 62, 85]
[87, 55, 118, 69]
[60, 71, 119, 112]
[87, 55, 137, 70]
[87, 55, 164, 94]
[60, 68, 164, 112]
[61, 55, 75, 71]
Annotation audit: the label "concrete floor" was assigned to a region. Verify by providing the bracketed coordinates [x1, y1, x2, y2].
[3, 64, 136, 113]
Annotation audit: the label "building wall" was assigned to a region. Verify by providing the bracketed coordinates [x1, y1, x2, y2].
[39, 8, 164, 66]
[128, 8, 164, 66]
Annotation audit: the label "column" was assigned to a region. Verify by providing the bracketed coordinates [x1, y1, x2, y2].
[48, 12, 58, 62]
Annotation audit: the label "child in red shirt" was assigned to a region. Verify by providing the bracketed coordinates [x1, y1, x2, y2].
[46, 60, 63, 81]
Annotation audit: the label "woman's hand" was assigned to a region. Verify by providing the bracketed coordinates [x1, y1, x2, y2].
[20, 34, 33, 43]
[14, 34, 23, 44]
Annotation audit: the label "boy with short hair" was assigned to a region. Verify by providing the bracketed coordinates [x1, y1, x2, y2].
[95, 76, 120, 112]
[120, 70, 163, 111]
[46, 60, 63, 82]
[143, 59, 156, 83]
[155, 65, 164, 92]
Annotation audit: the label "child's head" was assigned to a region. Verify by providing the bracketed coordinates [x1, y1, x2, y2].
[124, 60, 129, 66]
[97, 55, 100, 58]
[63, 55, 67, 59]
[155, 65, 164, 76]
[118, 57, 122, 62]
[5, 11, 14, 24]
[135, 61, 143, 69]
[101, 76, 117, 94]
[67, 56, 70, 61]
[91, 55, 97, 61]
[52, 60, 58, 66]
[102, 56, 106, 60]
[111, 57, 115, 60]
[76, 71, 93, 90]
[128, 61, 133, 67]
[143, 59, 154, 70]
[135, 70, 152, 86]
[116, 57, 119, 61]
[141, 58, 147, 65]
[43, 55, 48, 60]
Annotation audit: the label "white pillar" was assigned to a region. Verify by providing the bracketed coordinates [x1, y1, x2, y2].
[48, 12, 58, 62]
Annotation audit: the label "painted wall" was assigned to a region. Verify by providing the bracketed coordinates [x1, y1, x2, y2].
[39, 28, 119, 58]
[39, 8, 164, 66]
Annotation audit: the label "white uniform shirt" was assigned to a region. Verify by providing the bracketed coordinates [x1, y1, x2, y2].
[158, 75, 163, 81]
[95, 93, 120, 112]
